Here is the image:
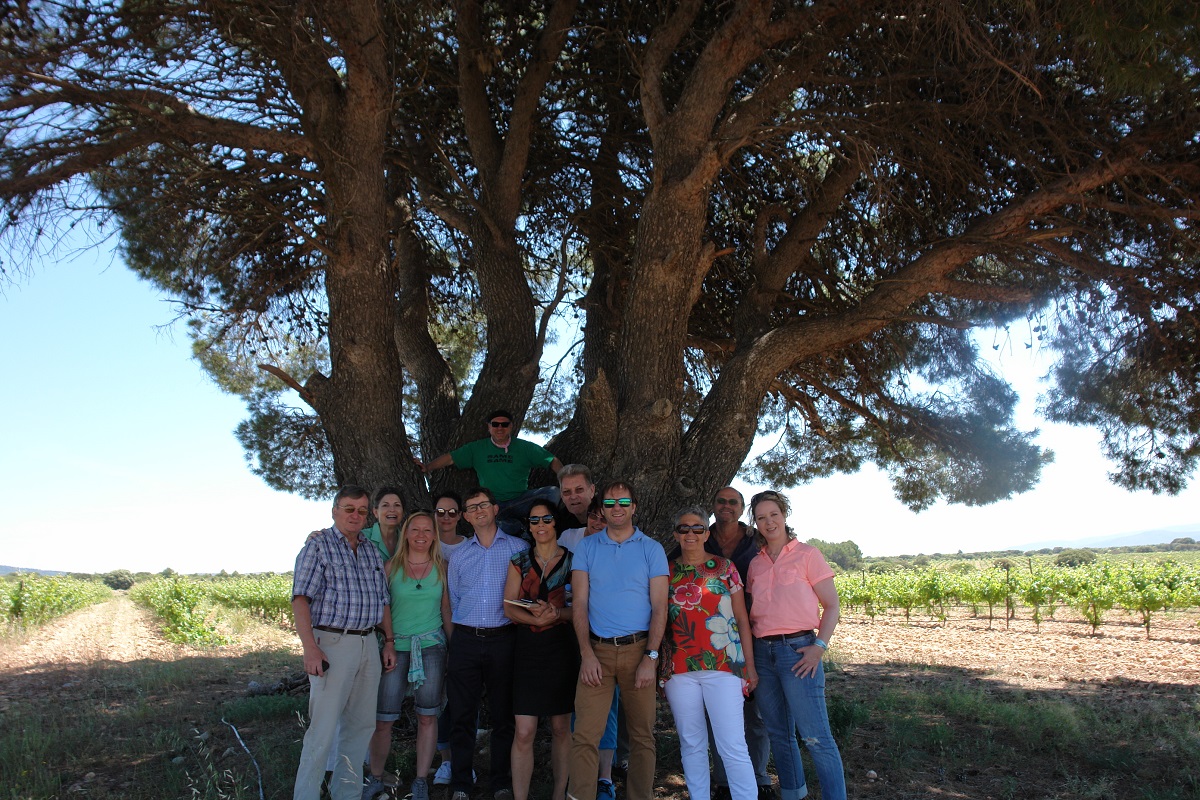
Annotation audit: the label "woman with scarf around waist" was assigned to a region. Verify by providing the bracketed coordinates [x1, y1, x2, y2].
[365, 511, 451, 800]
[746, 490, 845, 800]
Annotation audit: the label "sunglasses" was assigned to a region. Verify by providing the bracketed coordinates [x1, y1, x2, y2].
[675, 524, 707, 535]
[336, 505, 368, 516]
[601, 498, 633, 508]
[527, 515, 556, 525]
[714, 497, 741, 506]
[435, 508, 459, 517]
[588, 510, 605, 521]
[489, 420, 512, 428]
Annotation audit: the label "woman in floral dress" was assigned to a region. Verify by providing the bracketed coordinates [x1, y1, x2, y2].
[661, 506, 759, 800]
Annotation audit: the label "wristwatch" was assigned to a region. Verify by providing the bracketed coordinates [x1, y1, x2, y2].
[645, 649, 659, 660]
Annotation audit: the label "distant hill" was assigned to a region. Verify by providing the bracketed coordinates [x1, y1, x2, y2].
[0, 564, 66, 576]
[1012, 522, 1200, 551]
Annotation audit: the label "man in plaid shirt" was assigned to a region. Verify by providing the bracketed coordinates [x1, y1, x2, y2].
[292, 485, 397, 800]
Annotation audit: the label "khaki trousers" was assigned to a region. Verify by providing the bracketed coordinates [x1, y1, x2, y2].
[293, 631, 382, 800]
[568, 641, 658, 800]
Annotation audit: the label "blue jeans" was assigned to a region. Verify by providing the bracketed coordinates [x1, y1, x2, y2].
[378, 643, 447, 718]
[753, 634, 846, 800]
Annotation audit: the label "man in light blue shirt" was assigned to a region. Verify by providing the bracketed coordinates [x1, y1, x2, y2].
[568, 480, 668, 800]
[445, 487, 529, 800]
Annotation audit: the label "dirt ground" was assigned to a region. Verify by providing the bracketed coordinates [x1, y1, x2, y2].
[832, 606, 1200, 689]
[0, 593, 299, 711]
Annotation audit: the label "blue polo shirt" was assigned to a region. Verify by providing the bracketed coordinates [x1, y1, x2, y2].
[573, 528, 668, 638]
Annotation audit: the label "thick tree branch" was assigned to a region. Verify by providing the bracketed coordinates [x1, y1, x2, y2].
[494, 0, 579, 219]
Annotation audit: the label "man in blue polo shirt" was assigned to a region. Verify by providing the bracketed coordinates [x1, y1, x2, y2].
[567, 480, 668, 800]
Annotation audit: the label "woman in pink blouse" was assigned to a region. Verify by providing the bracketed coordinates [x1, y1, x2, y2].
[661, 506, 759, 800]
[746, 490, 845, 800]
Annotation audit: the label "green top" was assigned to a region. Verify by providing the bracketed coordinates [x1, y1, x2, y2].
[388, 567, 444, 650]
[449, 437, 555, 502]
[362, 522, 399, 563]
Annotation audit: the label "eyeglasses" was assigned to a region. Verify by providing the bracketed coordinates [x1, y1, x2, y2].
[464, 501, 494, 513]
[601, 498, 633, 508]
[435, 508, 459, 517]
[527, 515, 556, 525]
[587, 510, 605, 521]
[336, 505, 368, 516]
[674, 524, 707, 535]
[714, 497, 741, 506]
[489, 420, 511, 428]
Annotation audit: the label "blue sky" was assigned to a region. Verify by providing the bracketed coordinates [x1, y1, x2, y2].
[2, 235, 1197, 573]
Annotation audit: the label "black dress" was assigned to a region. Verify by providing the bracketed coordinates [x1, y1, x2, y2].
[510, 547, 581, 716]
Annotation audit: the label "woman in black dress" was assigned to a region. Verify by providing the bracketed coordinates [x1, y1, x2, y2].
[504, 500, 579, 800]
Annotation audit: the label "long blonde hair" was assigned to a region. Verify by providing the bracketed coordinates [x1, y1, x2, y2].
[386, 511, 446, 584]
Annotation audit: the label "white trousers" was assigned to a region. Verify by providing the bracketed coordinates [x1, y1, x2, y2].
[664, 670, 757, 800]
[294, 631, 382, 800]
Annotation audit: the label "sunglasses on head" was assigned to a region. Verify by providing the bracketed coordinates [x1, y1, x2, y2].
[435, 508, 459, 517]
[527, 515, 556, 525]
[601, 498, 633, 508]
[674, 524, 707, 535]
[489, 420, 512, 428]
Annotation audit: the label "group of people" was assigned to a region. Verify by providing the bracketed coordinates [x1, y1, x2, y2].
[290, 410, 846, 800]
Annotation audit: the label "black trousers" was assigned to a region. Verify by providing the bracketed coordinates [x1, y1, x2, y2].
[446, 625, 517, 793]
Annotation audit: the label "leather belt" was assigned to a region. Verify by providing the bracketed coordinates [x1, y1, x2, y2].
[455, 624, 513, 637]
[756, 630, 814, 641]
[589, 631, 649, 646]
[314, 625, 377, 636]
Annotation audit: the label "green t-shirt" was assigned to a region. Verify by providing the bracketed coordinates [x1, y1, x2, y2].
[388, 567, 444, 650]
[449, 437, 554, 502]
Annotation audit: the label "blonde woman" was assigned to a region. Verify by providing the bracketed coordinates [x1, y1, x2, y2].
[365, 512, 452, 800]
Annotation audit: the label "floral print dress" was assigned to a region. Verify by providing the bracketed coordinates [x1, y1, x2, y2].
[662, 556, 747, 683]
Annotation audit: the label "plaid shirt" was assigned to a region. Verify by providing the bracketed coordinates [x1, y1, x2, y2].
[292, 527, 389, 630]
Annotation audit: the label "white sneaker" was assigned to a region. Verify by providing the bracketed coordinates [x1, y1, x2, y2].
[433, 763, 476, 786]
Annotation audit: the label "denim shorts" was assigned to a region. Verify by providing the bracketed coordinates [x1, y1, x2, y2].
[377, 643, 447, 719]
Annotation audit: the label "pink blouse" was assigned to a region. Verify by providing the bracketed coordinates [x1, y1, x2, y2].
[746, 539, 834, 636]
